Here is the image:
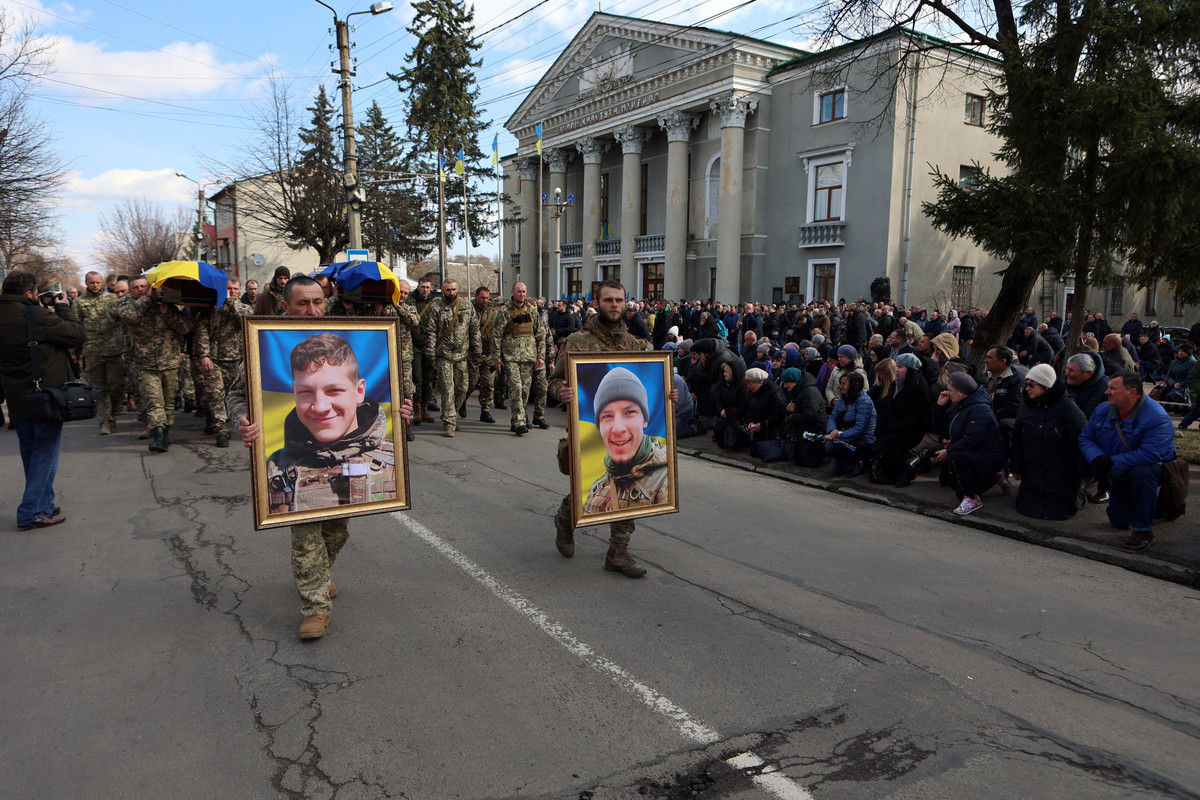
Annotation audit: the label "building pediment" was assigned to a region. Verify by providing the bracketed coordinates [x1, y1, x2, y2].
[506, 13, 803, 151]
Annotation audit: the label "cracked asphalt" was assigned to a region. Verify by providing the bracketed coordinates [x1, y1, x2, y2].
[2, 404, 1199, 799]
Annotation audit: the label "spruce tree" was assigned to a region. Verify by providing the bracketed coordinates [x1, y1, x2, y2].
[357, 100, 434, 264]
[390, 0, 496, 277]
[289, 85, 348, 263]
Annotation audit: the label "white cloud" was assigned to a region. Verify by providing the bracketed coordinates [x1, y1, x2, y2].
[66, 168, 195, 206]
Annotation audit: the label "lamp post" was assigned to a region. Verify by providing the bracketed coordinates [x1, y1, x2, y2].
[175, 172, 206, 261]
[543, 187, 574, 301]
[313, 0, 394, 252]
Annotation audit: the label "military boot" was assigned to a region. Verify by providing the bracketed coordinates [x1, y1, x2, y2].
[480, 410, 495, 423]
[442, 424, 456, 437]
[419, 403, 434, 424]
[494, 398, 507, 410]
[458, 401, 467, 417]
[298, 614, 330, 640]
[203, 411, 216, 435]
[555, 514, 575, 558]
[99, 420, 114, 435]
[138, 422, 152, 439]
[148, 426, 169, 453]
[604, 542, 646, 578]
[183, 397, 196, 413]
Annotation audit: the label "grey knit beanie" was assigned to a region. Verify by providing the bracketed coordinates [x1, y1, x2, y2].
[593, 367, 649, 420]
[895, 353, 921, 370]
[948, 371, 978, 394]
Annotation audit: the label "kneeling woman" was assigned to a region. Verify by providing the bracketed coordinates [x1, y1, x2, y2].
[932, 371, 1006, 516]
[1010, 364, 1087, 519]
[824, 372, 876, 476]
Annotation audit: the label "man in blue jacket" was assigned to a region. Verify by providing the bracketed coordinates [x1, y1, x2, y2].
[1079, 369, 1176, 552]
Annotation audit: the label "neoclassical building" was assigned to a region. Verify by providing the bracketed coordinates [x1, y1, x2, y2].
[500, 13, 1015, 308]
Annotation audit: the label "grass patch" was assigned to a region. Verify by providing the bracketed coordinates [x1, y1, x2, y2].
[1175, 428, 1200, 466]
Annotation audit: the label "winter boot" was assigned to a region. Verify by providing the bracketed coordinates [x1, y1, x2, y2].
[604, 542, 646, 578]
[555, 515, 575, 558]
[298, 614, 330, 640]
[148, 426, 169, 453]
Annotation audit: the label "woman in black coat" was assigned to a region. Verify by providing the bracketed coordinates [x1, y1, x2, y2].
[737, 367, 786, 442]
[870, 356, 931, 486]
[712, 359, 748, 448]
[1010, 365, 1088, 520]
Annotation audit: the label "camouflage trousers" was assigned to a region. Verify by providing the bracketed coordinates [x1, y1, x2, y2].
[179, 358, 195, 403]
[411, 352, 436, 404]
[466, 359, 496, 412]
[436, 358, 469, 428]
[504, 361, 548, 427]
[138, 367, 180, 428]
[83, 352, 125, 426]
[555, 495, 634, 545]
[291, 518, 350, 616]
[401, 353, 415, 399]
[196, 359, 240, 435]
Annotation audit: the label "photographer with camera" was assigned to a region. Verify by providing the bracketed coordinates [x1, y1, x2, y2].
[109, 276, 194, 453]
[0, 271, 87, 530]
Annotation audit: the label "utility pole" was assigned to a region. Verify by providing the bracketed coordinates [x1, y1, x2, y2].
[544, 188, 574, 302]
[175, 172, 206, 261]
[315, 1, 393, 253]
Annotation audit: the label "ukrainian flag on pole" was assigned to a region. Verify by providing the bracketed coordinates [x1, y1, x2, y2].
[438, 153, 446, 182]
[491, 134, 499, 166]
[535, 122, 543, 155]
[454, 147, 465, 176]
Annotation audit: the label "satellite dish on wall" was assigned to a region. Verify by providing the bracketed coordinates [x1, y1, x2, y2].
[252, 253, 266, 267]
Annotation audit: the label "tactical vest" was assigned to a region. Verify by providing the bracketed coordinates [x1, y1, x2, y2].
[504, 304, 535, 338]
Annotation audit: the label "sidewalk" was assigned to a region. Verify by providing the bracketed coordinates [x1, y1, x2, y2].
[678, 433, 1200, 589]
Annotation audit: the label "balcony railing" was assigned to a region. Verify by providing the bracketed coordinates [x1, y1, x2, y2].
[595, 239, 621, 257]
[798, 221, 846, 247]
[510, 253, 520, 267]
[635, 234, 665, 253]
[560, 242, 582, 260]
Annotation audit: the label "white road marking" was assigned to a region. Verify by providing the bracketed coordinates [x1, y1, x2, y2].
[392, 512, 816, 800]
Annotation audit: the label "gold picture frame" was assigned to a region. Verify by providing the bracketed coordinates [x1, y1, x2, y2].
[566, 350, 678, 528]
[243, 317, 410, 530]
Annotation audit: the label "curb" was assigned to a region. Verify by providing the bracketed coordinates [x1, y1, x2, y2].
[677, 445, 1200, 589]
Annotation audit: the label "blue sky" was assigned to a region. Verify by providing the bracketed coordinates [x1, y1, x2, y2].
[6, 0, 816, 273]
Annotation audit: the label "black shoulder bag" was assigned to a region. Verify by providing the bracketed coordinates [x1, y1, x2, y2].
[22, 306, 99, 423]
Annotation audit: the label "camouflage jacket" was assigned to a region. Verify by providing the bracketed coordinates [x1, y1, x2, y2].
[266, 400, 396, 512]
[422, 296, 480, 362]
[548, 315, 647, 401]
[474, 302, 499, 362]
[583, 439, 670, 514]
[194, 299, 253, 362]
[491, 299, 548, 364]
[109, 294, 194, 371]
[253, 285, 285, 316]
[74, 290, 125, 356]
[405, 292, 438, 345]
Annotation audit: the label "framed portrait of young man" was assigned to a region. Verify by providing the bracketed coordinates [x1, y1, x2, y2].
[566, 350, 678, 528]
[243, 317, 410, 530]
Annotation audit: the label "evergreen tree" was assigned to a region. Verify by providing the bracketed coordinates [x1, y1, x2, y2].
[390, 0, 496, 275]
[357, 101, 434, 264]
[289, 85, 349, 263]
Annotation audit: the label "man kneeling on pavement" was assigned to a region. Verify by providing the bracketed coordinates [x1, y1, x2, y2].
[1079, 369, 1176, 553]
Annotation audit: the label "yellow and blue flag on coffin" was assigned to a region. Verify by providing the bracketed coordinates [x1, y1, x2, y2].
[145, 260, 228, 309]
[535, 122, 542, 155]
[491, 134, 498, 166]
[326, 259, 403, 306]
[255, 327, 396, 457]
[454, 147, 465, 175]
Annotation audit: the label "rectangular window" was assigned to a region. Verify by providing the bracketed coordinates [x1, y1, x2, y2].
[818, 89, 846, 124]
[952, 266, 975, 309]
[1145, 283, 1157, 316]
[566, 267, 581, 298]
[965, 94, 986, 126]
[958, 165, 982, 192]
[1108, 280, 1124, 316]
[813, 262, 837, 302]
[813, 163, 844, 222]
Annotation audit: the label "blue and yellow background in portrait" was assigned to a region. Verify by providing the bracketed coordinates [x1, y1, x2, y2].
[574, 360, 668, 494]
[257, 328, 394, 457]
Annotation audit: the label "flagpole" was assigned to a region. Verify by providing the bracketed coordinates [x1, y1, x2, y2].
[536, 120, 544, 300]
[463, 162, 470, 293]
[496, 154, 503, 295]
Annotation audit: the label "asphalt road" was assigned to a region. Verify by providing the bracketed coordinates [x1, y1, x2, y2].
[2, 405, 1199, 800]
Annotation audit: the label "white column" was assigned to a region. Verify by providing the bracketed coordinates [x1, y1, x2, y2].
[615, 125, 650, 286]
[545, 148, 573, 300]
[710, 95, 756, 305]
[577, 138, 608, 283]
[518, 157, 539, 285]
[658, 112, 699, 304]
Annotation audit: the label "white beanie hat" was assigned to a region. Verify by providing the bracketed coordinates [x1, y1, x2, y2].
[1026, 363, 1057, 388]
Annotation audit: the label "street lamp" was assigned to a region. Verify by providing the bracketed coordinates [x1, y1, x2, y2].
[175, 172, 207, 261]
[543, 187, 574, 301]
[313, 0, 394, 253]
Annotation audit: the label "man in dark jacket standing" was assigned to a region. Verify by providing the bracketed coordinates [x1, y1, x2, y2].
[0, 271, 87, 530]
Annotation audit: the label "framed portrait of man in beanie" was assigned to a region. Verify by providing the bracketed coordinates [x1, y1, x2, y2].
[566, 351, 678, 528]
[243, 317, 411, 530]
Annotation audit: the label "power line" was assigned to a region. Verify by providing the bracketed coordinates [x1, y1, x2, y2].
[97, 0, 264, 63]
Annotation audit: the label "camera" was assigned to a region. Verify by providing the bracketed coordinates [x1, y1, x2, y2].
[37, 291, 58, 308]
[156, 277, 217, 308]
[905, 446, 936, 471]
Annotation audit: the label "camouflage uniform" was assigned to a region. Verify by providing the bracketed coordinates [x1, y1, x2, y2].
[394, 304, 421, 399]
[74, 289, 125, 427]
[422, 295, 481, 429]
[109, 295, 193, 429]
[548, 314, 647, 545]
[467, 301, 499, 413]
[491, 299, 548, 428]
[405, 292, 438, 406]
[583, 439, 671, 515]
[194, 298, 253, 436]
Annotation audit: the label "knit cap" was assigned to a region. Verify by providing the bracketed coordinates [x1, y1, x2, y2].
[744, 367, 769, 383]
[837, 345, 858, 360]
[948, 371, 978, 394]
[593, 367, 648, 420]
[781, 367, 803, 384]
[895, 353, 921, 370]
[1026, 364, 1057, 388]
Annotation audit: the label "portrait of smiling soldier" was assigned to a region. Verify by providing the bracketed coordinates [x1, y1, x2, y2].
[583, 366, 670, 515]
[266, 332, 396, 513]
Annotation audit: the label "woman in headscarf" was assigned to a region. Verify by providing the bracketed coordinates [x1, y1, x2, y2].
[824, 371, 876, 476]
[946, 309, 962, 338]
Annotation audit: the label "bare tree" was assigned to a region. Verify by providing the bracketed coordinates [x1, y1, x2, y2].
[0, 10, 67, 271]
[97, 199, 189, 276]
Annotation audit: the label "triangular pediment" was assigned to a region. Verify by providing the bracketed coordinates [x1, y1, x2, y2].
[506, 13, 774, 131]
